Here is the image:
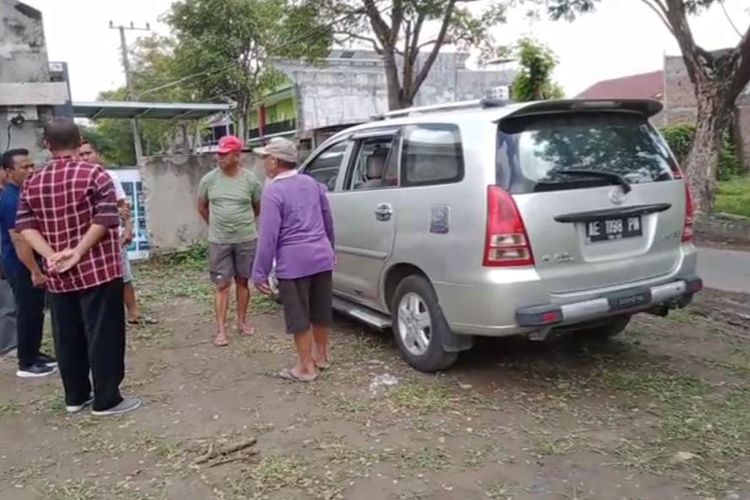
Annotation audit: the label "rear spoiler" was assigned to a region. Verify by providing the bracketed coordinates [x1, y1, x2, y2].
[501, 99, 663, 120]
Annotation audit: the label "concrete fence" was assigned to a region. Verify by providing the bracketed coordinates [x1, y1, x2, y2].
[141, 154, 265, 253]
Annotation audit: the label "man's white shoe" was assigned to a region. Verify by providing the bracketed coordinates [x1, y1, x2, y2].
[91, 398, 142, 417]
[66, 396, 94, 414]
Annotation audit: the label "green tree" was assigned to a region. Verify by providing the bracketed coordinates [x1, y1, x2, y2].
[166, 0, 332, 139]
[532, 0, 750, 214]
[322, 0, 508, 110]
[88, 36, 198, 165]
[511, 37, 564, 102]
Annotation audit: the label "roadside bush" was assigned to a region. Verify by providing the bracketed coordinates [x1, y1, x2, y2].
[661, 123, 741, 181]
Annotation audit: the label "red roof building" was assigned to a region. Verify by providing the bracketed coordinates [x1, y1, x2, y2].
[576, 70, 664, 100]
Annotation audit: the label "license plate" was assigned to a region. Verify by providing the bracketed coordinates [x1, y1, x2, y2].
[608, 290, 650, 311]
[586, 216, 642, 243]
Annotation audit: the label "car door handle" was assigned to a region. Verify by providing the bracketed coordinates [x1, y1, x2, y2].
[374, 203, 393, 221]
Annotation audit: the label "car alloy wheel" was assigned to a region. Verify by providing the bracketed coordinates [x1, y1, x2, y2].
[397, 292, 432, 356]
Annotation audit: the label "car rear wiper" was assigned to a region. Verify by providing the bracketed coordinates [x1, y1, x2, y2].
[554, 169, 632, 194]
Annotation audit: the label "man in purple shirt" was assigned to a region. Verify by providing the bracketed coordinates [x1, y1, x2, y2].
[253, 138, 334, 382]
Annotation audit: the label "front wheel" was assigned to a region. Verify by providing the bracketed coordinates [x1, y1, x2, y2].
[391, 275, 458, 372]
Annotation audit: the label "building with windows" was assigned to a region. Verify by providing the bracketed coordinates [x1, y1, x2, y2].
[201, 50, 514, 154]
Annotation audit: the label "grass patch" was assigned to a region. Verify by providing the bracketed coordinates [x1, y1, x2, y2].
[41, 479, 101, 500]
[0, 401, 21, 416]
[526, 430, 577, 457]
[485, 480, 516, 500]
[250, 293, 280, 315]
[398, 447, 451, 471]
[463, 444, 505, 468]
[600, 366, 750, 496]
[136, 433, 184, 461]
[705, 347, 750, 379]
[386, 382, 455, 416]
[230, 454, 311, 498]
[326, 392, 376, 420]
[131, 324, 172, 347]
[715, 176, 750, 218]
[30, 390, 67, 416]
[666, 308, 700, 325]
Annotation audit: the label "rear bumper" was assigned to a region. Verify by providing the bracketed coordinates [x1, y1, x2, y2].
[516, 276, 702, 328]
[433, 245, 699, 337]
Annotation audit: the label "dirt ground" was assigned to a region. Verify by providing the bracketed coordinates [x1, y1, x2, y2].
[1, 251, 749, 500]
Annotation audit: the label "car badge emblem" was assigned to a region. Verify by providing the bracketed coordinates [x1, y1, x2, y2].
[609, 186, 625, 205]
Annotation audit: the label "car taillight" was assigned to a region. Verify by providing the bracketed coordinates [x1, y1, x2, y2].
[483, 186, 534, 267]
[682, 181, 694, 243]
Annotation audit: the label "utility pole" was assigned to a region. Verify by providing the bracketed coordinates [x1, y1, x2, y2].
[109, 20, 151, 164]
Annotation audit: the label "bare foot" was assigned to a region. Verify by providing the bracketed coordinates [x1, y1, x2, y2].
[214, 335, 229, 347]
[237, 323, 255, 337]
[314, 356, 332, 370]
[314, 346, 331, 370]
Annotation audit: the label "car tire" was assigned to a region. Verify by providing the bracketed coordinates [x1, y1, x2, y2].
[576, 315, 631, 340]
[391, 275, 458, 372]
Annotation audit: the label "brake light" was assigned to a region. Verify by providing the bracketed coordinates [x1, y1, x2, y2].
[682, 181, 694, 242]
[483, 186, 534, 267]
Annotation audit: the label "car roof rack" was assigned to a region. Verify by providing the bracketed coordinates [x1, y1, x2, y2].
[373, 98, 509, 120]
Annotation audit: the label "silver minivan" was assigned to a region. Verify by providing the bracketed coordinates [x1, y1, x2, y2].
[298, 99, 702, 372]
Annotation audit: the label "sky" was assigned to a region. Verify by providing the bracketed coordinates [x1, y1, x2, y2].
[24, 0, 750, 101]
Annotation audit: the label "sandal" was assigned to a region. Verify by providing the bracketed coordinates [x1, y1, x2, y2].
[278, 368, 317, 382]
[214, 336, 229, 347]
[128, 316, 158, 326]
[315, 359, 332, 370]
[237, 325, 256, 337]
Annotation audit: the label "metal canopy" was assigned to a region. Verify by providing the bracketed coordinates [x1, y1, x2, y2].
[72, 101, 233, 120]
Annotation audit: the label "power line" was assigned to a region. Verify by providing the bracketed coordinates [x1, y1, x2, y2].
[110, 20, 152, 163]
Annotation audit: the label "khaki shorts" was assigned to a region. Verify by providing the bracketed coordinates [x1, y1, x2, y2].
[208, 240, 257, 285]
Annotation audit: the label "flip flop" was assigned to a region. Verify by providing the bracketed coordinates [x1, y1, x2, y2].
[237, 325, 256, 337]
[214, 336, 229, 347]
[315, 360, 332, 370]
[278, 368, 317, 382]
[128, 316, 158, 326]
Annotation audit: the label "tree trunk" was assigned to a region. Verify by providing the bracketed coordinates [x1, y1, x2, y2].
[683, 88, 733, 215]
[236, 111, 247, 142]
[383, 49, 403, 110]
[399, 94, 414, 109]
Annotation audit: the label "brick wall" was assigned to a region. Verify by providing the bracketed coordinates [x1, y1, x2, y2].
[663, 56, 699, 125]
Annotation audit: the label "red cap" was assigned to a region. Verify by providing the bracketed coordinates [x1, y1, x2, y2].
[216, 135, 243, 154]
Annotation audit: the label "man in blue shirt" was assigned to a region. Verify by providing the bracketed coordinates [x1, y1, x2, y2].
[0, 166, 17, 357]
[0, 149, 57, 378]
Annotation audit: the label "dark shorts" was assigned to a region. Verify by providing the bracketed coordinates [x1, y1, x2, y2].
[208, 240, 257, 285]
[277, 271, 333, 334]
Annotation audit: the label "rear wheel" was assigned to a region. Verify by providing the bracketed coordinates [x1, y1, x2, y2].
[391, 276, 458, 372]
[575, 315, 631, 340]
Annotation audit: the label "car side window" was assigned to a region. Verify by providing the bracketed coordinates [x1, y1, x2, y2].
[401, 124, 464, 187]
[303, 142, 349, 191]
[346, 136, 398, 191]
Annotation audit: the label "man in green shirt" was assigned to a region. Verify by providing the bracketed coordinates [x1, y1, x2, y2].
[198, 135, 262, 347]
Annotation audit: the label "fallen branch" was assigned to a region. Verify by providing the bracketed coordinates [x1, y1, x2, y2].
[194, 437, 257, 465]
[207, 449, 259, 468]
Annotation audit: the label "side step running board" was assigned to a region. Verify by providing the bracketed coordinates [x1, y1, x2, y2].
[333, 297, 391, 330]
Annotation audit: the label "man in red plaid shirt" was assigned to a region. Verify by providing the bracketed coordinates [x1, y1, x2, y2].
[16, 119, 141, 416]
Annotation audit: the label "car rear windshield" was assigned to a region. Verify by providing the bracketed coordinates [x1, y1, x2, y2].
[496, 112, 678, 194]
